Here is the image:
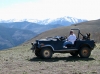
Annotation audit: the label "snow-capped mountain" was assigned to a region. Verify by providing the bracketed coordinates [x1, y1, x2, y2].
[0, 16, 87, 25]
[34, 16, 87, 25]
[0, 16, 87, 34]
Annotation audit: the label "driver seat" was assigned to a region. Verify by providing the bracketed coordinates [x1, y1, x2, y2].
[66, 44, 74, 48]
[66, 41, 76, 48]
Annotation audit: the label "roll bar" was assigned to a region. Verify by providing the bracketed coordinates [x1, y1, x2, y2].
[71, 29, 84, 39]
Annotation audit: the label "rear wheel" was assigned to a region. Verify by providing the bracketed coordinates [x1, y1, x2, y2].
[70, 51, 78, 56]
[79, 47, 91, 58]
[40, 48, 52, 59]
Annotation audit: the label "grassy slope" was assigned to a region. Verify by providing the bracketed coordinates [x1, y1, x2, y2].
[0, 44, 100, 74]
[0, 19, 100, 74]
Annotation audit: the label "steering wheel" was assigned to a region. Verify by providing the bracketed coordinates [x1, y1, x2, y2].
[64, 35, 67, 39]
[56, 36, 66, 41]
[46, 37, 53, 40]
[59, 36, 66, 41]
[54, 36, 61, 41]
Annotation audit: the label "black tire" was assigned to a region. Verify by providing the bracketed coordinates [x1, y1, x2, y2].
[35, 50, 40, 57]
[79, 47, 91, 58]
[70, 51, 78, 56]
[40, 48, 52, 59]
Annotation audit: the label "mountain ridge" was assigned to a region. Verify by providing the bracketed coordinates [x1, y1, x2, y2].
[0, 16, 87, 24]
[0, 16, 87, 34]
[35, 16, 87, 25]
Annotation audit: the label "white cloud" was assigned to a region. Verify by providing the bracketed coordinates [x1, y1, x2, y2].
[0, 0, 100, 20]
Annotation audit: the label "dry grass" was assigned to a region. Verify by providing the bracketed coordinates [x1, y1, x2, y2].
[0, 43, 100, 74]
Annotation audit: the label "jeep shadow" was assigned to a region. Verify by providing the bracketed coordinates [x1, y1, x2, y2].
[29, 56, 95, 62]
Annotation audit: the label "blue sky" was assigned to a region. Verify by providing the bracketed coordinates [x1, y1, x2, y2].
[0, 0, 100, 20]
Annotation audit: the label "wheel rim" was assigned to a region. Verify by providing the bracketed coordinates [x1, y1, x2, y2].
[82, 49, 89, 56]
[43, 50, 50, 57]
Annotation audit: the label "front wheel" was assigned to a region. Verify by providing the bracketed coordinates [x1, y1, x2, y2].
[40, 48, 53, 59]
[79, 47, 91, 58]
[35, 50, 40, 57]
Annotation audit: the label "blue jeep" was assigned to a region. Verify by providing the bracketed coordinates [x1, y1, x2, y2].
[31, 29, 96, 59]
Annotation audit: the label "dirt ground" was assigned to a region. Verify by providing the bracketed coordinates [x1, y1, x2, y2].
[0, 44, 100, 74]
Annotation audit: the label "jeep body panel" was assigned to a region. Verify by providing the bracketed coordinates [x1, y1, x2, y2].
[75, 40, 95, 49]
[31, 39, 95, 54]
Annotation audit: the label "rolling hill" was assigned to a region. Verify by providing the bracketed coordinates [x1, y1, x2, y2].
[25, 19, 100, 44]
[0, 21, 64, 34]
[0, 25, 36, 50]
